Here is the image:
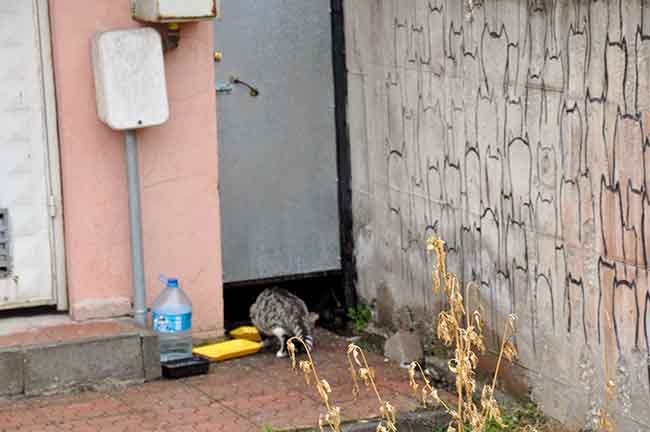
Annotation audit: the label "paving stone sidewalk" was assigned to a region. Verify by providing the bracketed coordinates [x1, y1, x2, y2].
[0, 329, 448, 431]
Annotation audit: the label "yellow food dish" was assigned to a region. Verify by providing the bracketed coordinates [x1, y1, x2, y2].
[192, 339, 263, 362]
[228, 325, 262, 342]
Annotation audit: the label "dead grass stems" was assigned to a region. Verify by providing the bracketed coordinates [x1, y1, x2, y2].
[285, 235, 528, 431]
[287, 337, 342, 432]
[406, 236, 521, 432]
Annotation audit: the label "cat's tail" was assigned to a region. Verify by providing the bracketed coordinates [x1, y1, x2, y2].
[295, 323, 314, 352]
[303, 334, 314, 352]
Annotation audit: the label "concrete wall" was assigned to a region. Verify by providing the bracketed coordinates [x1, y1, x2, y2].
[49, 0, 223, 336]
[345, 0, 650, 429]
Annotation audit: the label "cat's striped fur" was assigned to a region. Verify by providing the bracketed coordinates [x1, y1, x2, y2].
[250, 287, 318, 357]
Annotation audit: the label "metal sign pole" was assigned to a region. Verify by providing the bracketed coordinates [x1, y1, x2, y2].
[125, 129, 147, 327]
[92, 28, 171, 328]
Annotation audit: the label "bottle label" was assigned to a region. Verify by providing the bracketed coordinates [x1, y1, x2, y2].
[152, 312, 192, 333]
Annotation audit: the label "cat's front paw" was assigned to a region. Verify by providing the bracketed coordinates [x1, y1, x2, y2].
[276, 350, 288, 358]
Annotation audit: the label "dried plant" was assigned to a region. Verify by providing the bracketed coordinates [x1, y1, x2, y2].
[596, 409, 615, 432]
[596, 313, 616, 432]
[347, 344, 397, 432]
[287, 337, 342, 432]
[407, 236, 521, 432]
[284, 235, 533, 431]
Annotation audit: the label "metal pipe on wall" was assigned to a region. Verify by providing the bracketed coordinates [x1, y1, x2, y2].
[125, 129, 147, 327]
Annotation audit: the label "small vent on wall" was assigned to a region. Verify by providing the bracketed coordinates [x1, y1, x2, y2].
[0, 209, 10, 278]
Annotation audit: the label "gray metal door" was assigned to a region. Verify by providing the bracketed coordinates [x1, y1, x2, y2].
[214, 0, 341, 283]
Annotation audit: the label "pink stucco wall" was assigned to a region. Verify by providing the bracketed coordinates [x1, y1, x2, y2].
[48, 0, 223, 336]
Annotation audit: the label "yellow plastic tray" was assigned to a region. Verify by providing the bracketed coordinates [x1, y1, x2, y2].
[228, 325, 262, 342]
[192, 339, 263, 362]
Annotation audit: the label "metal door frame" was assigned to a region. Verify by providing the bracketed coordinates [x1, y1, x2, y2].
[331, 0, 356, 311]
[37, 0, 67, 310]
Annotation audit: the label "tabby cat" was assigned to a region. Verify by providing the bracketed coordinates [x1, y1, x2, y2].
[249, 287, 319, 357]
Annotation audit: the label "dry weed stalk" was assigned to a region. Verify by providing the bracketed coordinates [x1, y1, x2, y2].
[287, 337, 342, 432]
[347, 344, 397, 432]
[408, 236, 520, 432]
[596, 312, 616, 432]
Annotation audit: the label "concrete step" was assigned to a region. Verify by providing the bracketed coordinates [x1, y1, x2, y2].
[0, 318, 160, 397]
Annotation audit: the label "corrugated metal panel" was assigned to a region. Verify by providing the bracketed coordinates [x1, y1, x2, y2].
[215, 0, 341, 283]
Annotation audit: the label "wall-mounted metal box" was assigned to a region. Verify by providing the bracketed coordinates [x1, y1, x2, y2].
[91, 28, 169, 130]
[131, 0, 218, 23]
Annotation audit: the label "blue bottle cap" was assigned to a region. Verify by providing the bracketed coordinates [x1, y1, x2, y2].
[166, 278, 179, 288]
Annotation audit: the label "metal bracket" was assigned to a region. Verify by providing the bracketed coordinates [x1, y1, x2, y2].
[48, 195, 57, 218]
[216, 81, 233, 95]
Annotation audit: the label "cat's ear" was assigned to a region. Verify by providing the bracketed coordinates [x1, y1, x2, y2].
[308, 312, 319, 323]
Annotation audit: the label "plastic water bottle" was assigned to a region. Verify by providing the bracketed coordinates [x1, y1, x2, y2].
[152, 276, 193, 362]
